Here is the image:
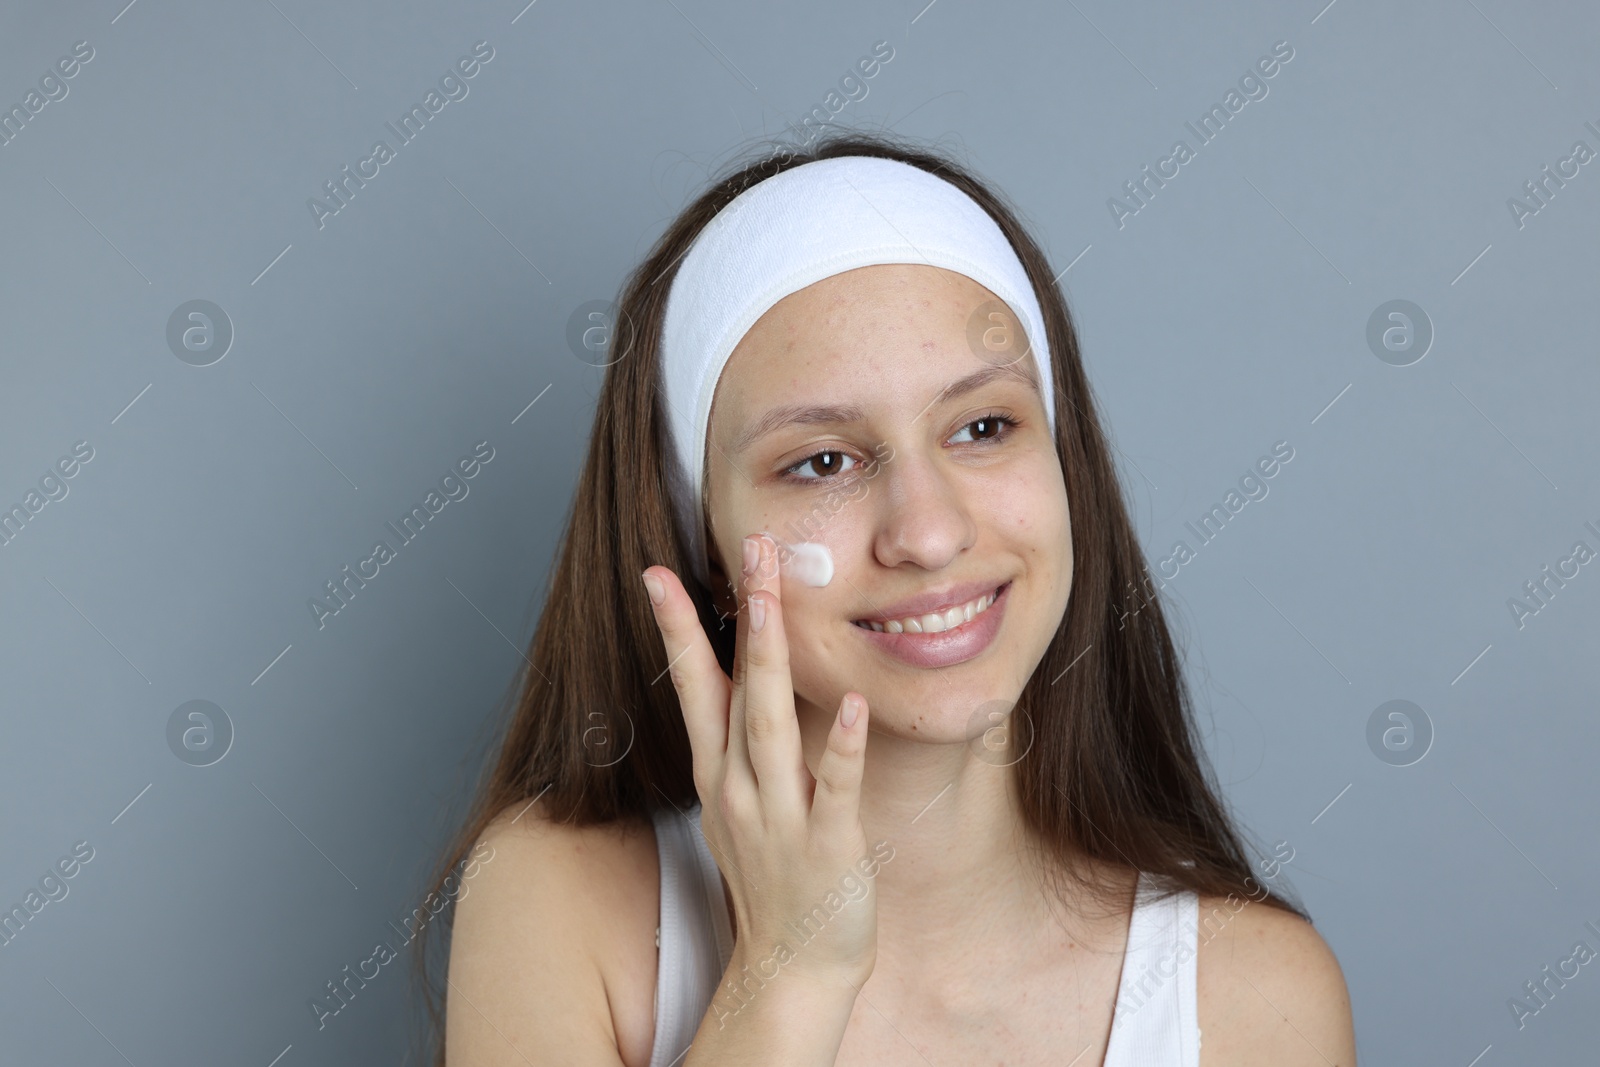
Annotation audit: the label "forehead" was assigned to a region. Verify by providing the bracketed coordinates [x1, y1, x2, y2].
[709, 263, 1005, 419]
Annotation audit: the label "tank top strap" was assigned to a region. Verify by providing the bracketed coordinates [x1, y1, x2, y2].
[1102, 871, 1201, 1067]
[648, 802, 735, 1067]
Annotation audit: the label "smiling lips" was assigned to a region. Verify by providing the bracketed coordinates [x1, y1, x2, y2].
[852, 586, 1002, 633]
[850, 581, 1012, 668]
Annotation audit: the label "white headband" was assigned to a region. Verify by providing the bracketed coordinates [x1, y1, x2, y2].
[659, 154, 1057, 588]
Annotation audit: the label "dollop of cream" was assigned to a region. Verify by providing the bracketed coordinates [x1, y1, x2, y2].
[762, 532, 834, 587]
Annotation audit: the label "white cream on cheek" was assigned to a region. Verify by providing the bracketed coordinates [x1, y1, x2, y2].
[785, 540, 834, 587]
[761, 531, 834, 587]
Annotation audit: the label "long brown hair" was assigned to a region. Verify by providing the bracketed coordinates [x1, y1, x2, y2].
[406, 129, 1307, 1064]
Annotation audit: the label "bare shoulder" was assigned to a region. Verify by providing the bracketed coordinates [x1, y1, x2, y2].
[445, 798, 662, 1067]
[1194, 892, 1357, 1067]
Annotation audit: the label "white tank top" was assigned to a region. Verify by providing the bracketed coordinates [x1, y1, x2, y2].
[647, 803, 1201, 1067]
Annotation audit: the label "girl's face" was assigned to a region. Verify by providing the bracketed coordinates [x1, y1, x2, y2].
[702, 263, 1072, 744]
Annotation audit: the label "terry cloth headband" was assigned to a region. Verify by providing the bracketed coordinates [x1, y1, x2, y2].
[659, 154, 1058, 588]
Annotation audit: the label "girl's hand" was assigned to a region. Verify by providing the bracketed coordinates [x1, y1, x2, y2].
[641, 531, 878, 985]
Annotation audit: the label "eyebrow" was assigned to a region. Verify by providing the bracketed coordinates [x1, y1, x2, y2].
[730, 362, 1043, 454]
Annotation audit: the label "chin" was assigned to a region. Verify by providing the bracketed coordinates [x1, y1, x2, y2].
[859, 684, 1029, 749]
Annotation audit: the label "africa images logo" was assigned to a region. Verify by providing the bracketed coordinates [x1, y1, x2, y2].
[308, 840, 495, 1030]
[308, 440, 495, 630]
[307, 41, 495, 231]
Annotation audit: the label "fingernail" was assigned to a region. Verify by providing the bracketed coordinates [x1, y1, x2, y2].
[742, 536, 760, 577]
[841, 694, 860, 728]
[641, 571, 665, 606]
[749, 592, 767, 632]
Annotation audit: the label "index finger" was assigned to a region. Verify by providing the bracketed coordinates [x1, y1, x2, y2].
[736, 533, 808, 813]
[641, 565, 731, 783]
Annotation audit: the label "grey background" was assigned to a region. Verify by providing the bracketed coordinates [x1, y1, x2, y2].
[1, 0, 1595, 1064]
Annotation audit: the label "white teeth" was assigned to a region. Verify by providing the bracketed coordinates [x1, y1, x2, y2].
[860, 588, 998, 634]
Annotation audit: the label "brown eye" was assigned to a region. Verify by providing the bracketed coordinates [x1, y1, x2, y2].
[804, 451, 845, 477]
[949, 412, 1020, 446]
[783, 449, 860, 483]
[800, 454, 851, 476]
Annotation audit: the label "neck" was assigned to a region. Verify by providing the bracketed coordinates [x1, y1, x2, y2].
[793, 703, 1113, 971]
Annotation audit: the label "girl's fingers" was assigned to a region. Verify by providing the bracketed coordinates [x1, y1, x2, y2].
[722, 572, 754, 784]
[641, 565, 730, 790]
[740, 534, 808, 817]
[810, 692, 868, 838]
[723, 533, 769, 781]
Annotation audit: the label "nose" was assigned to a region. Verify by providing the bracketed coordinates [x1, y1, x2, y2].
[866, 444, 978, 571]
